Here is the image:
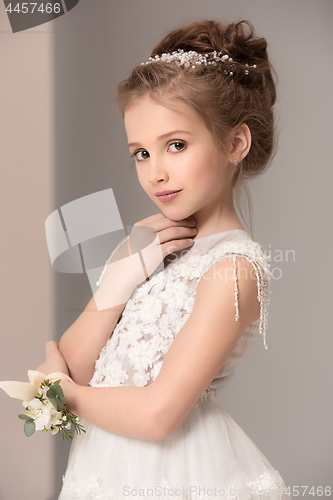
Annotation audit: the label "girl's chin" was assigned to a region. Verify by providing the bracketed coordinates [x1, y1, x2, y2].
[155, 202, 196, 221]
[162, 213, 195, 222]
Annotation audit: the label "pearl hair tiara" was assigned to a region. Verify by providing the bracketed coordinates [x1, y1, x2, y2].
[141, 48, 257, 76]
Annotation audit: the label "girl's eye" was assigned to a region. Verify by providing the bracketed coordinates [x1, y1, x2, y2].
[131, 141, 186, 162]
[169, 142, 186, 152]
[132, 150, 150, 161]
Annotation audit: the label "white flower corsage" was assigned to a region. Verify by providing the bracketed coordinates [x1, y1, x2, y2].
[0, 370, 86, 440]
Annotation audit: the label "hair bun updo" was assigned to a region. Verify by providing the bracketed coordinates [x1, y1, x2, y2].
[151, 19, 276, 106]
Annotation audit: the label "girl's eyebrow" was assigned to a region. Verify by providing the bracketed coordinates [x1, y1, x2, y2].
[128, 130, 194, 148]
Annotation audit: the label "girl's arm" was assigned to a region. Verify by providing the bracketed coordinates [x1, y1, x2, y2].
[58, 236, 142, 386]
[58, 294, 128, 386]
[58, 256, 260, 440]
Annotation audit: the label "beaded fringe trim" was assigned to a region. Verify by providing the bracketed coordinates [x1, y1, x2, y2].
[233, 255, 240, 322]
[232, 255, 269, 350]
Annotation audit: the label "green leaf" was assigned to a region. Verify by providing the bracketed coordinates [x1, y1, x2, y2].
[47, 388, 56, 399]
[48, 397, 58, 410]
[18, 414, 31, 421]
[24, 419, 35, 437]
[56, 398, 64, 412]
[52, 383, 65, 403]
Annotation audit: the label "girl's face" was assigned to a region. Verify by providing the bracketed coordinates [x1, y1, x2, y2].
[124, 94, 235, 223]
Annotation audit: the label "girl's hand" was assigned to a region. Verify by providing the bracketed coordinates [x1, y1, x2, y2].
[131, 213, 197, 258]
[129, 213, 197, 277]
[96, 213, 197, 310]
[37, 340, 69, 377]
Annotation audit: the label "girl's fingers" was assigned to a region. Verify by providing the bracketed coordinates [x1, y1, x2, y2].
[135, 214, 196, 238]
[132, 213, 197, 261]
[157, 225, 197, 246]
[160, 234, 195, 258]
[45, 340, 59, 353]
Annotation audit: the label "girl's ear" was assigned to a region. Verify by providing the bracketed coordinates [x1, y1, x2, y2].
[228, 123, 252, 163]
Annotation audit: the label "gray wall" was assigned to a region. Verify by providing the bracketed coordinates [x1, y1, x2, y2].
[1, 0, 332, 498]
[0, 10, 55, 500]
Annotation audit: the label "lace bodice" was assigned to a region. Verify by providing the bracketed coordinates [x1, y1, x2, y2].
[90, 229, 272, 393]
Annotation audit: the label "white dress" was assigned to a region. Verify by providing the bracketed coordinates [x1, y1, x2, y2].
[59, 229, 288, 500]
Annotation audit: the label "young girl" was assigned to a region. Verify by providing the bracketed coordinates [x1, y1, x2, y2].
[38, 19, 289, 500]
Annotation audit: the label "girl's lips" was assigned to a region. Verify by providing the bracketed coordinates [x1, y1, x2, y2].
[156, 190, 183, 202]
[155, 189, 182, 196]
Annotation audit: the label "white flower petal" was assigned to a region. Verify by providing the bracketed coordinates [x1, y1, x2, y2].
[27, 370, 46, 388]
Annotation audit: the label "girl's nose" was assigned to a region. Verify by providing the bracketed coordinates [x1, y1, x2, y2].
[148, 158, 168, 184]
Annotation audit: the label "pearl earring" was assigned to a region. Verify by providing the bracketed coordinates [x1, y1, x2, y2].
[234, 159, 238, 166]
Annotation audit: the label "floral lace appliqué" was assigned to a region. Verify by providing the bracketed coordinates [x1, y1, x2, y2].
[90, 237, 271, 391]
[60, 470, 287, 500]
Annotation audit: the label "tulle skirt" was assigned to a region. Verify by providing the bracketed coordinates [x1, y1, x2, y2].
[58, 389, 288, 500]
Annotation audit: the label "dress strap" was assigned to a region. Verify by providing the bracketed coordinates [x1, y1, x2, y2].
[96, 235, 129, 287]
[198, 239, 272, 350]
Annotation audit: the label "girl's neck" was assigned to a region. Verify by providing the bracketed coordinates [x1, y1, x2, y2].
[193, 212, 245, 240]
